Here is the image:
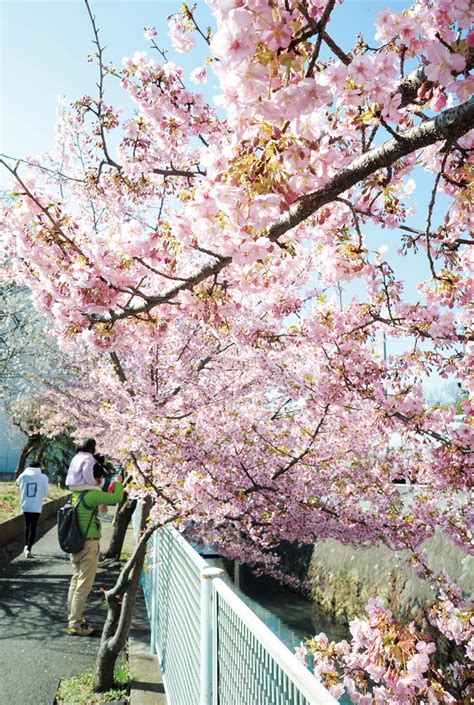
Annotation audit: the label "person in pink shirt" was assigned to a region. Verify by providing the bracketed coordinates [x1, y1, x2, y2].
[66, 438, 98, 489]
[66, 439, 112, 519]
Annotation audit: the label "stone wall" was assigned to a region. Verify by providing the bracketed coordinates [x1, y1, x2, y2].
[308, 531, 473, 623]
[0, 495, 70, 548]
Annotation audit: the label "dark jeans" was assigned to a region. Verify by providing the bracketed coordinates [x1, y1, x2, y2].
[23, 512, 40, 550]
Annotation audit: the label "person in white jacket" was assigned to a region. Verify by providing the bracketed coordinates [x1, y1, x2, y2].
[16, 461, 49, 558]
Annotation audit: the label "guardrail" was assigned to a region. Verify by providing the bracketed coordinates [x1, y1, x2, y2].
[133, 509, 339, 705]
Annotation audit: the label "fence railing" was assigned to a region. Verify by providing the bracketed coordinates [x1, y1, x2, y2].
[134, 510, 339, 705]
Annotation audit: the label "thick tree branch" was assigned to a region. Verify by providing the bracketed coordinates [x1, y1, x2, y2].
[109, 351, 127, 383]
[267, 97, 474, 243]
[397, 47, 473, 108]
[152, 166, 205, 178]
[91, 253, 232, 323]
[89, 97, 474, 324]
[321, 31, 351, 65]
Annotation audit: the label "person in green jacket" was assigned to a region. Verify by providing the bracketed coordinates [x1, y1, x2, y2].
[66, 463, 124, 636]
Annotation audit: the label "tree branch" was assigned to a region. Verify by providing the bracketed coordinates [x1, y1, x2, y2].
[84, 0, 120, 169]
[89, 97, 474, 324]
[0, 153, 83, 183]
[272, 405, 330, 480]
[91, 253, 232, 323]
[266, 97, 474, 244]
[306, 0, 336, 77]
[152, 166, 205, 178]
[396, 47, 473, 109]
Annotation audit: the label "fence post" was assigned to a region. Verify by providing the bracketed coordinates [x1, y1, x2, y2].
[200, 566, 224, 705]
[150, 530, 158, 654]
[233, 561, 241, 588]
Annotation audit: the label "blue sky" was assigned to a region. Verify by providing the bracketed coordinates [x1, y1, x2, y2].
[1, 0, 411, 167]
[1, 0, 210, 168]
[0, 0, 454, 395]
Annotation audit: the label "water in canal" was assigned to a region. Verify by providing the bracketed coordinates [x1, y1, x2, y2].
[243, 573, 352, 704]
[208, 558, 352, 704]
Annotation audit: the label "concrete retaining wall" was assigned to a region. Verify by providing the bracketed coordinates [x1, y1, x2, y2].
[308, 531, 473, 622]
[0, 495, 70, 548]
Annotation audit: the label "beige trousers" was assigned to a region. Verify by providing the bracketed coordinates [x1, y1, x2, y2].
[67, 539, 100, 628]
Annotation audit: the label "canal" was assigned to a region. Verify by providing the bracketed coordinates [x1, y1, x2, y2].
[208, 558, 352, 704]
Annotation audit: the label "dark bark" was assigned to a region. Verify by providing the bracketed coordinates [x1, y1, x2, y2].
[397, 47, 473, 108]
[103, 496, 137, 561]
[265, 97, 474, 244]
[109, 352, 127, 383]
[92, 498, 153, 692]
[15, 434, 39, 479]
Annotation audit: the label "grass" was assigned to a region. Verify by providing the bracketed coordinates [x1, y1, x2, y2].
[0, 481, 68, 523]
[56, 655, 130, 705]
[120, 548, 131, 562]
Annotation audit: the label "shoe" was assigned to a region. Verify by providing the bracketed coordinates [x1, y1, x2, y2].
[97, 512, 113, 522]
[66, 624, 94, 636]
[24, 547, 32, 558]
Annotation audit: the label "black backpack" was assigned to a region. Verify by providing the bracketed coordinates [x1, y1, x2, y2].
[57, 492, 96, 553]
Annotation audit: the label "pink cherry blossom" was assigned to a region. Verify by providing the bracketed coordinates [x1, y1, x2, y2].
[189, 66, 207, 84]
[210, 8, 256, 64]
[143, 26, 157, 41]
[167, 15, 195, 53]
[425, 42, 466, 87]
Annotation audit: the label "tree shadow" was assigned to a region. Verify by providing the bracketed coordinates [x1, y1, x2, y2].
[0, 516, 58, 563]
[0, 536, 123, 644]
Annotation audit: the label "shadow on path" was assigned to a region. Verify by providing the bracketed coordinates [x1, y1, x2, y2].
[0, 518, 122, 705]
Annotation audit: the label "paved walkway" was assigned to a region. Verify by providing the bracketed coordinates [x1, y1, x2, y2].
[0, 513, 160, 705]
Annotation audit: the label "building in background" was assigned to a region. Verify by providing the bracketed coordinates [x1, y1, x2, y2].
[0, 406, 25, 479]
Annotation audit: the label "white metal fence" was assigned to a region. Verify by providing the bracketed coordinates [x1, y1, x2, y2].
[134, 510, 339, 705]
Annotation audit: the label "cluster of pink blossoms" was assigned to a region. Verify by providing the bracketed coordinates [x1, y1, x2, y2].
[298, 597, 472, 703]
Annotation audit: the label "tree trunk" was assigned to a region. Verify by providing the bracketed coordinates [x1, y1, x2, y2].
[15, 434, 39, 478]
[92, 498, 152, 692]
[103, 495, 137, 561]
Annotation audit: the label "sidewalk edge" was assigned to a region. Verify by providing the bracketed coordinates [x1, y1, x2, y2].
[129, 625, 167, 705]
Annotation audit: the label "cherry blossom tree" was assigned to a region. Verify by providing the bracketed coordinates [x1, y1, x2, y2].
[0, 281, 75, 476]
[0, 0, 472, 697]
[0, 283, 59, 398]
